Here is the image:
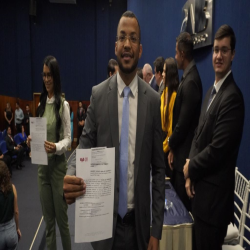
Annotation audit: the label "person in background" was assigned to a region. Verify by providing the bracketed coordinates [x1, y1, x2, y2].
[23, 104, 33, 136]
[5, 126, 25, 170]
[0, 161, 21, 250]
[15, 102, 24, 134]
[168, 32, 203, 212]
[69, 106, 74, 150]
[107, 59, 119, 78]
[142, 63, 158, 91]
[161, 58, 179, 179]
[77, 101, 86, 145]
[19, 125, 30, 157]
[153, 56, 165, 95]
[4, 102, 13, 131]
[137, 67, 143, 79]
[28, 55, 71, 250]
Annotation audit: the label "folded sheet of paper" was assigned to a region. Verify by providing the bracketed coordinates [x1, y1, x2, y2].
[30, 117, 48, 165]
[75, 147, 115, 243]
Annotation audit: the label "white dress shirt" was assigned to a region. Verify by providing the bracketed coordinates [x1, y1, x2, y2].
[46, 96, 71, 155]
[117, 72, 138, 209]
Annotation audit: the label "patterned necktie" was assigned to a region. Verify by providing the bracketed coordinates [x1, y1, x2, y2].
[206, 86, 216, 111]
[118, 86, 130, 218]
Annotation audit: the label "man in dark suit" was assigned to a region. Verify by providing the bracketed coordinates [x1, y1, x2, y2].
[5, 126, 25, 170]
[142, 63, 159, 92]
[183, 25, 245, 250]
[168, 32, 202, 211]
[23, 104, 33, 136]
[63, 11, 165, 250]
[153, 57, 165, 95]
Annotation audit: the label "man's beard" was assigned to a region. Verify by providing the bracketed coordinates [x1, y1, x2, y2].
[117, 56, 139, 74]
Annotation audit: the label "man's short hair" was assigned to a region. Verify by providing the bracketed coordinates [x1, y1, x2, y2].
[107, 59, 118, 77]
[214, 24, 236, 51]
[176, 32, 193, 61]
[119, 11, 141, 43]
[153, 57, 165, 74]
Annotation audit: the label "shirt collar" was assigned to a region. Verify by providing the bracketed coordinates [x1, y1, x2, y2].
[159, 79, 163, 87]
[117, 72, 138, 98]
[183, 59, 195, 79]
[46, 95, 55, 103]
[213, 70, 231, 93]
[149, 75, 154, 85]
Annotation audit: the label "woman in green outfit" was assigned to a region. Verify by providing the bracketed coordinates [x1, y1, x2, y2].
[33, 55, 71, 249]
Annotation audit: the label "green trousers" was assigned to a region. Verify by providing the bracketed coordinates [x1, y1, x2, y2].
[38, 154, 71, 250]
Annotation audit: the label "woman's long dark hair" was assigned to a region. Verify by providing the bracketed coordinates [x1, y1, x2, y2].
[36, 55, 62, 142]
[0, 161, 12, 197]
[163, 58, 179, 128]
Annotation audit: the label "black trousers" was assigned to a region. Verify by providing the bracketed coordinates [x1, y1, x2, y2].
[172, 170, 191, 211]
[112, 215, 138, 250]
[164, 151, 173, 179]
[193, 215, 228, 250]
[77, 125, 83, 145]
[10, 147, 24, 166]
[16, 123, 22, 133]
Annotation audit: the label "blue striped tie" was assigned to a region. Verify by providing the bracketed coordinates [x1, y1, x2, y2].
[118, 86, 130, 218]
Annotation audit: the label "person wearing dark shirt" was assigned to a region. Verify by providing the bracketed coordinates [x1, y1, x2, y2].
[23, 104, 33, 136]
[77, 101, 86, 145]
[0, 162, 21, 249]
[5, 126, 24, 170]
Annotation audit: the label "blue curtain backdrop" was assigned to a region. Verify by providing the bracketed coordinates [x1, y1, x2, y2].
[0, 0, 127, 101]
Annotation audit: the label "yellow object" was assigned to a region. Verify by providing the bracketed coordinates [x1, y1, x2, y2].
[160, 88, 177, 153]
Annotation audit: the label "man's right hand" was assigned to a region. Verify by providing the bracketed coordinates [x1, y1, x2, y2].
[63, 175, 86, 204]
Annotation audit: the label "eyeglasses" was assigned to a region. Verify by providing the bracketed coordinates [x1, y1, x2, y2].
[42, 73, 52, 80]
[212, 47, 232, 55]
[116, 35, 139, 44]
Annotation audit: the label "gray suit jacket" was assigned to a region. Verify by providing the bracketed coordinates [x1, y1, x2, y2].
[67, 74, 165, 250]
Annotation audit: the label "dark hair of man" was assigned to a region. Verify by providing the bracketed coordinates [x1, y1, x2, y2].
[107, 59, 118, 77]
[7, 125, 11, 132]
[176, 32, 193, 61]
[137, 67, 143, 79]
[0, 161, 12, 197]
[16, 102, 20, 107]
[119, 11, 141, 43]
[36, 55, 62, 142]
[26, 104, 29, 107]
[163, 57, 179, 127]
[214, 24, 236, 51]
[153, 56, 165, 74]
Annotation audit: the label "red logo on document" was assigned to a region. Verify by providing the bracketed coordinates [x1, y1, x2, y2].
[80, 157, 88, 162]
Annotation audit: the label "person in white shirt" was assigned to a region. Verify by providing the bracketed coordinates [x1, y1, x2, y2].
[28, 55, 71, 250]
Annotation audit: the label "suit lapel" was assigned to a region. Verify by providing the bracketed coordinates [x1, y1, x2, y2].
[134, 78, 147, 187]
[196, 73, 234, 139]
[107, 76, 119, 152]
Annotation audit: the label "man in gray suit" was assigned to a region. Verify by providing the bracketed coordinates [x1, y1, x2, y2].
[63, 11, 165, 250]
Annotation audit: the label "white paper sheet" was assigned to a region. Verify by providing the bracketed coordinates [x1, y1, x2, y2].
[75, 147, 115, 243]
[30, 117, 48, 165]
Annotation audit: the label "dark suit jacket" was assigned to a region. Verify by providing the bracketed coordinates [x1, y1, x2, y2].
[5, 135, 17, 153]
[189, 72, 244, 227]
[67, 75, 165, 250]
[150, 75, 159, 92]
[169, 64, 202, 172]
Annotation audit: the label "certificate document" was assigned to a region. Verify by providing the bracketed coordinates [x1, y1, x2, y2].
[30, 117, 48, 165]
[75, 147, 115, 243]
